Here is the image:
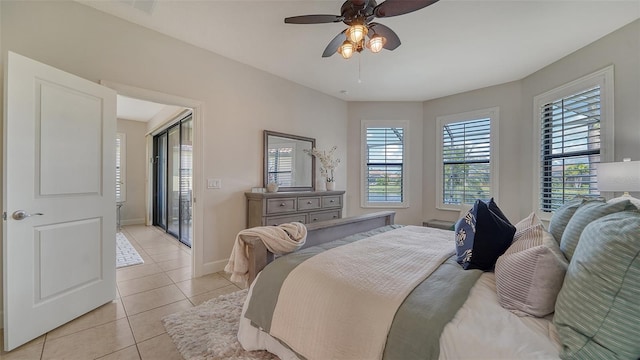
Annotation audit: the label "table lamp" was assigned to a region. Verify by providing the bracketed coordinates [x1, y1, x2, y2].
[597, 158, 640, 207]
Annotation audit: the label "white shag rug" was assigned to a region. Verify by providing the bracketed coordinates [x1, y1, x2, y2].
[162, 289, 277, 360]
[116, 232, 144, 268]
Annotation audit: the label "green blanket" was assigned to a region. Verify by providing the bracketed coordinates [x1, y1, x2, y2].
[244, 225, 482, 360]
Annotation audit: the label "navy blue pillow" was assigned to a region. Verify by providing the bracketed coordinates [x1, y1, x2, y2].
[455, 199, 515, 270]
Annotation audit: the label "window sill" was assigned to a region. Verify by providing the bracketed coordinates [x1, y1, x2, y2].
[361, 203, 409, 209]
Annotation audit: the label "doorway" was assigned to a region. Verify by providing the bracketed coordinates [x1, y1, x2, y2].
[153, 113, 193, 247]
[102, 80, 205, 277]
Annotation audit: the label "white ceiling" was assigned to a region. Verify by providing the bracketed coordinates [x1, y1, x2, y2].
[82, 0, 640, 102]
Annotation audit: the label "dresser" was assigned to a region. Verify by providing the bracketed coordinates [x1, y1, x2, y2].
[245, 190, 345, 228]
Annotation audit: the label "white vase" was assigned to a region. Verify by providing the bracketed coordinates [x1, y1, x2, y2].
[326, 181, 336, 191]
[316, 178, 326, 191]
[266, 182, 279, 193]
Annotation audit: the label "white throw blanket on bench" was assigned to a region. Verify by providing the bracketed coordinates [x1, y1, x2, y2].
[225, 222, 307, 285]
[270, 225, 455, 360]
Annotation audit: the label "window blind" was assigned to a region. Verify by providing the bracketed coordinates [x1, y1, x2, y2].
[115, 133, 126, 203]
[540, 86, 601, 212]
[442, 118, 491, 205]
[267, 147, 293, 186]
[365, 127, 404, 203]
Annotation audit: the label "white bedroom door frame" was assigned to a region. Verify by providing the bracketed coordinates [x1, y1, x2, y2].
[100, 81, 205, 277]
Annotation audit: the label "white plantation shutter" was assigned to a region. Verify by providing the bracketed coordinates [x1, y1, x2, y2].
[539, 86, 601, 212]
[361, 120, 408, 207]
[442, 118, 491, 205]
[115, 133, 126, 202]
[267, 145, 294, 186]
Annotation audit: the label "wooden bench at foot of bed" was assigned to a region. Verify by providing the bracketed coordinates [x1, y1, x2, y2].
[242, 211, 396, 285]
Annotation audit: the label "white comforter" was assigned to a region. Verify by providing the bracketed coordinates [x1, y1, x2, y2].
[238, 272, 562, 359]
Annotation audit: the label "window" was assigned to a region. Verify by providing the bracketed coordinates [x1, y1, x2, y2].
[534, 66, 613, 216]
[267, 144, 294, 186]
[361, 120, 409, 208]
[436, 108, 499, 210]
[115, 132, 126, 203]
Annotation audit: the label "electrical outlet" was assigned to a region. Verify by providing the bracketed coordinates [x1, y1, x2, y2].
[207, 178, 221, 189]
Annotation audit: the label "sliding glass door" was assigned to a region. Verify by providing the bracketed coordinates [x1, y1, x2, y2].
[153, 114, 193, 247]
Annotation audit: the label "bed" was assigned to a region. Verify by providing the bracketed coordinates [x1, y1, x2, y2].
[235, 202, 640, 360]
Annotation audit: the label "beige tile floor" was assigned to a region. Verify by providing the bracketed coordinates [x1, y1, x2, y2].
[0, 225, 243, 360]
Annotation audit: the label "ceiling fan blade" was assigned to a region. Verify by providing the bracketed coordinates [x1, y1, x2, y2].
[284, 15, 343, 24]
[322, 30, 348, 57]
[368, 22, 401, 50]
[374, 0, 439, 18]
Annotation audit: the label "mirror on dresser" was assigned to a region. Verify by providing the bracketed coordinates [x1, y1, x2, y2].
[264, 130, 315, 191]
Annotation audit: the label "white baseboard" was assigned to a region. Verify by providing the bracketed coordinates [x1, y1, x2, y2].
[200, 259, 227, 277]
[121, 218, 145, 226]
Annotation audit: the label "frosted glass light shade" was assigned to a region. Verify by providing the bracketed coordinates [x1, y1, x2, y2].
[597, 161, 640, 192]
[337, 41, 354, 59]
[367, 35, 387, 53]
[346, 24, 368, 43]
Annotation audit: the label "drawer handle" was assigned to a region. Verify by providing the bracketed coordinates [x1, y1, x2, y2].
[330, 200, 335, 203]
[280, 203, 286, 207]
[307, 201, 312, 204]
[333, 215, 338, 218]
[313, 218, 318, 221]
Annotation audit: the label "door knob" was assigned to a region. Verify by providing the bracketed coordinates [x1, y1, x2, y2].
[12, 210, 44, 220]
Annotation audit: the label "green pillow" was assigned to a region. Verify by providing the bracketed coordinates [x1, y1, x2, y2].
[548, 197, 585, 244]
[560, 200, 634, 260]
[554, 211, 640, 360]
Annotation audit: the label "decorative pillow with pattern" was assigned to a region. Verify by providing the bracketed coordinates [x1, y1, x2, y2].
[547, 197, 585, 244]
[554, 211, 640, 359]
[455, 202, 477, 267]
[560, 199, 635, 260]
[495, 229, 568, 317]
[455, 199, 515, 270]
[513, 212, 544, 242]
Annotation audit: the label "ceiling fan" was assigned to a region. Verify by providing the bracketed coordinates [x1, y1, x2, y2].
[284, 0, 440, 59]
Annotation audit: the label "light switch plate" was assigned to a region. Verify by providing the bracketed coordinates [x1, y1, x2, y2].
[207, 178, 221, 189]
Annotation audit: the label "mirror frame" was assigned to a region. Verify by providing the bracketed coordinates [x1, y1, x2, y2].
[264, 130, 316, 192]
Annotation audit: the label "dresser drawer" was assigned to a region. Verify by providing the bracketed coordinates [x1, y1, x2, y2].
[322, 195, 342, 208]
[265, 214, 307, 226]
[298, 197, 321, 211]
[308, 210, 341, 223]
[266, 198, 296, 214]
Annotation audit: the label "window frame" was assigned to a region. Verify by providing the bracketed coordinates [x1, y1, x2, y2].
[533, 66, 614, 221]
[436, 107, 500, 211]
[360, 120, 410, 208]
[116, 132, 126, 203]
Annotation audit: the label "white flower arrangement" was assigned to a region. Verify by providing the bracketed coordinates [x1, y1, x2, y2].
[304, 146, 341, 182]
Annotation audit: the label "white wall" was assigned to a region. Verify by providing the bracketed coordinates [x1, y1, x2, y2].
[0, 0, 347, 302]
[116, 119, 147, 225]
[421, 19, 640, 224]
[346, 102, 424, 225]
[422, 81, 523, 223]
[518, 19, 640, 219]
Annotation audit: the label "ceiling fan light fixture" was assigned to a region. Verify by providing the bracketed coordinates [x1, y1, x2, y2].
[346, 24, 368, 44]
[337, 40, 355, 59]
[367, 34, 387, 53]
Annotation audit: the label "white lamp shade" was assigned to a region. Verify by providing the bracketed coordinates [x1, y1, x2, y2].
[597, 161, 640, 192]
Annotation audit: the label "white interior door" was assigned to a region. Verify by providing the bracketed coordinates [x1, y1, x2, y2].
[3, 52, 117, 351]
